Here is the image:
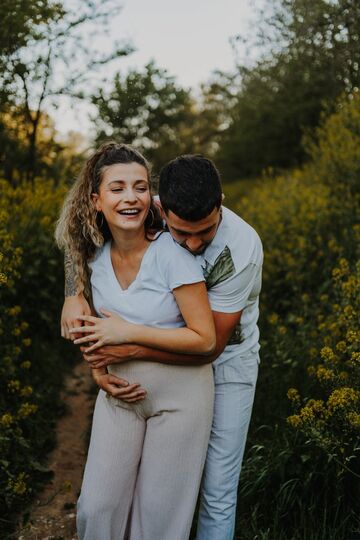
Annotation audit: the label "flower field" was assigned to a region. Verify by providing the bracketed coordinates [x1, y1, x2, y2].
[0, 93, 359, 538]
[0, 179, 75, 536]
[224, 93, 360, 538]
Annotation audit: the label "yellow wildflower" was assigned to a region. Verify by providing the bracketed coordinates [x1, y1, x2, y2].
[0, 413, 14, 428]
[287, 388, 300, 403]
[347, 412, 360, 429]
[328, 387, 360, 412]
[320, 347, 335, 362]
[7, 305, 21, 316]
[8, 473, 27, 495]
[20, 360, 31, 369]
[18, 403, 38, 418]
[20, 386, 33, 397]
[268, 313, 279, 325]
[316, 366, 335, 382]
[287, 415, 302, 428]
[307, 365, 316, 376]
[7, 380, 21, 392]
[299, 405, 315, 422]
[336, 341, 347, 353]
[346, 330, 359, 344]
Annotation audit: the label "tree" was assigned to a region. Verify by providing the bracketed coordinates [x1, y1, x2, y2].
[217, 0, 360, 179]
[0, 0, 64, 67]
[92, 62, 229, 172]
[92, 62, 191, 171]
[0, 0, 133, 183]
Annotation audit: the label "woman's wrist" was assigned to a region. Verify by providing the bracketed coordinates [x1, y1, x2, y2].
[118, 320, 137, 344]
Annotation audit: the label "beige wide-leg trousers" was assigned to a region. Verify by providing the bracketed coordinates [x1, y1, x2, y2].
[77, 361, 214, 540]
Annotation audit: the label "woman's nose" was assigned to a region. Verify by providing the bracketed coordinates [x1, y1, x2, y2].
[124, 189, 138, 202]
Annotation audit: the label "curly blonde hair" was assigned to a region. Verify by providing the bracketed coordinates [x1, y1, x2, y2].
[55, 141, 162, 296]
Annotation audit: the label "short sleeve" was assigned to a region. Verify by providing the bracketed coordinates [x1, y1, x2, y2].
[158, 235, 205, 291]
[207, 262, 262, 313]
[207, 231, 263, 313]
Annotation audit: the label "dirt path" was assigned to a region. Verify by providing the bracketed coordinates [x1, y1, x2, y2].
[18, 361, 95, 540]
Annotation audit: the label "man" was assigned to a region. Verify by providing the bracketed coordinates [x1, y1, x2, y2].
[62, 155, 263, 540]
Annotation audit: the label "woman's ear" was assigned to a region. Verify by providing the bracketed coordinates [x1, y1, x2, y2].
[92, 193, 101, 212]
[221, 193, 225, 202]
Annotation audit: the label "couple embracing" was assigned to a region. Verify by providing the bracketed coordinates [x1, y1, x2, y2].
[56, 142, 263, 540]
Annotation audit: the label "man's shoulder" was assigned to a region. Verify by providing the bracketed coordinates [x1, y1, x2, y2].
[222, 206, 260, 241]
[216, 206, 262, 261]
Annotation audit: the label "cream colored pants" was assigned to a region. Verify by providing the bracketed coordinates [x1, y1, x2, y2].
[77, 361, 214, 540]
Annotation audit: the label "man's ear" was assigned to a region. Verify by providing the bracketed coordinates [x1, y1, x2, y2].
[157, 202, 166, 220]
[221, 193, 225, 202]
[91, 193, 101, 212]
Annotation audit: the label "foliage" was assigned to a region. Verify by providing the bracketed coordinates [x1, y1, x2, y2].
[223, 92, 360, 538]
[288, 259, 360, 468]
[0, 0, 132, 183]
[0, 0, 64, 75]
[0, 179, 74, 536]
[217, 0, 360, 179]
[92, 62, 229, 173]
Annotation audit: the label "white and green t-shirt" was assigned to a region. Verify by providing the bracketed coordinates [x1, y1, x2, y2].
[195, 206, 263, 380]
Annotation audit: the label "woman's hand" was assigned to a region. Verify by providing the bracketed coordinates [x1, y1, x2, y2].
[70, 309, 135, 352]
[61, 293, 92, 340]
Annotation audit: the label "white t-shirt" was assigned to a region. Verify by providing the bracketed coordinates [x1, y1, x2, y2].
[195, 206, 263, 381]
[89, 232, 205, 329]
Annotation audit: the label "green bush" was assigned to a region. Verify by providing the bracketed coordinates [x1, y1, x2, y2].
[0, 179, 75, 536]
[223, 92, 360, 539]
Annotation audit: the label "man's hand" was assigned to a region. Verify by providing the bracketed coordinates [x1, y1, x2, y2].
[81, 344, 138, 369]
[61, 294, 92, 340]
[93, 371, 146, 403]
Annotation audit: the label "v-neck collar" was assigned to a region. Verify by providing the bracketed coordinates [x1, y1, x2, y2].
[107, 240, 155, 293]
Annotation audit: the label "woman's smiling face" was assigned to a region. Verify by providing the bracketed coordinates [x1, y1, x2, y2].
[92, 162, 151, 233]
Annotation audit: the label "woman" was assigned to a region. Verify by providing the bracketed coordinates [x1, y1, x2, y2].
[55, 142, 215, 540]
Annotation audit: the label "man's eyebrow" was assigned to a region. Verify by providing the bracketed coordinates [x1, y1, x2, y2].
[172, 224, 216, 235]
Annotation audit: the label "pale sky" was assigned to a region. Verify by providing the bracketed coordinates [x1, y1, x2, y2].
[54, 0, 254, 136]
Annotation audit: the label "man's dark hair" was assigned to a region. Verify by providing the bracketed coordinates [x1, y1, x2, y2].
[159, 155, 222, 221]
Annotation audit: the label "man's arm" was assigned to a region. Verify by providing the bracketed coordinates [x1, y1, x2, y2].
[83, 310, 242, 368]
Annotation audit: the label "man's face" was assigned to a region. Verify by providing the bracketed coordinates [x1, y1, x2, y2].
[163, 207, 221, 255]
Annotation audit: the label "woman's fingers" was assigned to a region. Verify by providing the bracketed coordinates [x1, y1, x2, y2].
[73, 335, 100, 346]
[70, 324, 97, 334]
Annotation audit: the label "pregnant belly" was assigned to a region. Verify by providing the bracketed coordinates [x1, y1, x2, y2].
[108, 360, 213, 408]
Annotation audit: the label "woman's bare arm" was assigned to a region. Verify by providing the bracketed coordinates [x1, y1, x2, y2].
[71, 282, 216, 356]
[61, 253, 91, 339]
